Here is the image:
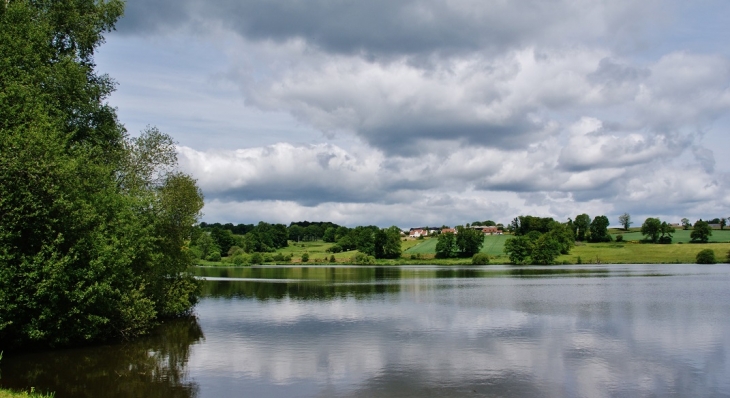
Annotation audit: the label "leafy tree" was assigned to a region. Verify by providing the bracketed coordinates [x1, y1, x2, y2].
[618, 213, 632, 231]
[194, 232, 220, 260]
[681, 218, 691, 230]
[530, 234, 562, 265]
[455, 226, 484, 257]
[288, 225, 305, 242]
[574, 214, 591, 241]
[0, 1, 203, 349]
[435, 232, 456, 258]
[210, 228, 236, 256]
[354, 226, 377, 256]
[323, 227, 336, 242]
[691, 220, 712, 243]
[696, 249, 716, 264]
[589, 215, 612, 242]
[721, 219, 727, 230]
[513, 216, 555, 236]
[547, 223, 575, 254]
[641, 218, 662, 243]
[374, 226, 402, 259]
[504, 236, 532, 265]
[658, 221, 675, 244]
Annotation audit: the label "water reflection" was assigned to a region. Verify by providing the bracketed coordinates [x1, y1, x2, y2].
[1, 317, 203, 398]
[3, 265, 730, 397]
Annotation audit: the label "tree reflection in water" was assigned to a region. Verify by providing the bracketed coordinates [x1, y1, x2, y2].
[0, 317, 203, 398]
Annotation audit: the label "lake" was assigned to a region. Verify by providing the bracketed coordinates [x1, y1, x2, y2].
[2, 264, 730, 397]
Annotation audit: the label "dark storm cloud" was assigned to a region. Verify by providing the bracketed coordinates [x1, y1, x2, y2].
[362, 119, 545, 156]
[116, 0, 649, 56]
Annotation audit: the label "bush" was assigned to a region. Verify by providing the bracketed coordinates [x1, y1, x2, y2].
[327, 244, 342, 253]
[352, 253, 376, 265]
[206, 251, 222, 262]
[696, 249, 717, 264]
[273, 252, 288, 262]
[301, 253, 309, 263]
[232, 254, 248, 266]
[471, 253, 490, 265]
[615, 235, 623, 242]
[228, 245, 244, 257]
[250, 252, 263, 265]
[329, 255, 336, 263]
[263, 254, 274, 262]
[658, 236, 672, 244]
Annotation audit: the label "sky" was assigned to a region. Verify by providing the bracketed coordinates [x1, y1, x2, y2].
[94, 0, 730, 228]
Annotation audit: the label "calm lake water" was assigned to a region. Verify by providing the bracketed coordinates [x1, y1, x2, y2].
[2, 264, 730, 397]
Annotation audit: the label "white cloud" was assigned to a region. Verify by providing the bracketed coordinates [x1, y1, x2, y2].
[95, 0, 730, 225]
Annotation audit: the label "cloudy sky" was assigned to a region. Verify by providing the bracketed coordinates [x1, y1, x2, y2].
[95, 0, 730, 228]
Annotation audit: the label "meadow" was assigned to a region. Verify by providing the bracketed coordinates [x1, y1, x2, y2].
[197, 228, 730, 267]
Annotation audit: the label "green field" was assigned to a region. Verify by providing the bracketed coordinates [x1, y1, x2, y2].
[404, 235, 509, 256]
[561, 241, 730, 264]
[196, 232, 730, 266]
[610, 228, 730, 243]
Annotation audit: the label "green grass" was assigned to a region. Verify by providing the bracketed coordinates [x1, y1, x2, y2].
[611, 228, 730, 243]
[405, 235, 509, 256]
[195, 234, 730, 266]
[0, 389, 54, 398]
[561, 241, 730, 264]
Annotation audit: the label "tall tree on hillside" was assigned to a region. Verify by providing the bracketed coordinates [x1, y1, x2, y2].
[589, 216, 612, 242]
[641, 218, 662, 243]
[618, 213, 632, 231]
[436, 232, 456, 258]
[691, 220, 712, 243]
[574, 214, 591, 241]
[374, 226, 402, 259]
[455, 226, 484, 257]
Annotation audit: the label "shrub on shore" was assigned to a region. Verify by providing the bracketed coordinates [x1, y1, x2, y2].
[471, 253, 490, 265]
[696, 249, 716, 264]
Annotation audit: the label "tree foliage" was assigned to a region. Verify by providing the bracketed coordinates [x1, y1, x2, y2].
[435, 232, 456, 258]
[691, 220, 712, 243]
[641, 218, 662, 243]
[618, 213, 632, 231]
[696, 249, 716, 264]
[0, 1, 203, 350]
[574, 214, 591, 241]
[504, 221, 574, 265]
[641, 217, 675, 244]
[455, 226, 484, 257]
[588, 215, 612, 242]
[374, 226, 402, 259]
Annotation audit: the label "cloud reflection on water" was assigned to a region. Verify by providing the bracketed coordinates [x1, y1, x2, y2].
[188, 266, 730, 397]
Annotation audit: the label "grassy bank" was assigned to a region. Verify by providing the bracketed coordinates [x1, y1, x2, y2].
[196, 233, 730, 267]
[0, 389, 53, 398]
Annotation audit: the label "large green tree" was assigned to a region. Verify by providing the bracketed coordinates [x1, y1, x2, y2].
[589, 215, 612, 242]
[641, 218, 662, 243]
[455, 226, 484, 257]
[374, 226, 402, 259]
[435, 232, 456, 258]
[573, 214, 591, 241]
[691, 220, 712, 243]
[0, 1, 203, 349]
